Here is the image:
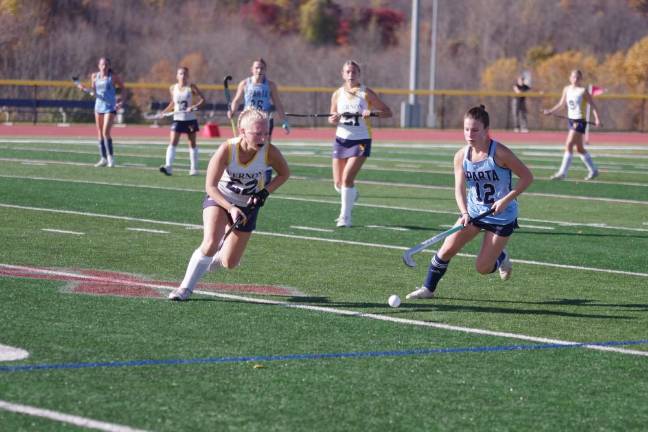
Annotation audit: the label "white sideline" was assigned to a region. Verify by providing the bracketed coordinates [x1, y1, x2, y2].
[0, 344, 29, 361]
[2, 264, 646, 358]
[42, 228, 85, 235]
[0, 399, 149, 432]
[1, 203, 647, 279]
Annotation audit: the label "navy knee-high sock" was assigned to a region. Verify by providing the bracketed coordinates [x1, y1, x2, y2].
[98, 139, 107, 158]
[423, 254, 450, 292]
[106, 138, 113, 156]
[490, 250, 507, 273]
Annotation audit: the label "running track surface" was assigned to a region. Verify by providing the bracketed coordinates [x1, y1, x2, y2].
[1, 124, 647, 145]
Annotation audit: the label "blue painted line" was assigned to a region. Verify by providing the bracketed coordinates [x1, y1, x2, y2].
[1, 339, 647, 373]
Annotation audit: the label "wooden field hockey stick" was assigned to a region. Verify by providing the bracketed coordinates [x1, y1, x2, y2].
[402, 208, 495, 268]
[223, 75, 237, 135]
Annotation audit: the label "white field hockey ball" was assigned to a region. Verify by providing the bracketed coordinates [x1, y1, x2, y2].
[388, 294, 401, 308]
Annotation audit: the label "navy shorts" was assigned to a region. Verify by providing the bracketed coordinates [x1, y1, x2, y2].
[202, 195, 260, 232]
[471, 218, 519, 237]
[568, 119, 587, 134]
[171, 120, 200, 134]
[332, 137, 372, 159]
[96, 110, 117, 115]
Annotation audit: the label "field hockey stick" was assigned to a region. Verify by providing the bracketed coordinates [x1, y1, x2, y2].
[216, 214, 244, 253]
[223, 75, 237, 135]
[284, 112, 381, 118]
[544, 112, 596, 126]
[402, 208, 495, 268]
[71, 76, 104, 100]
[143, 107, 197, 120]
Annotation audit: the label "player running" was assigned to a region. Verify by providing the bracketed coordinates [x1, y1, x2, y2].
[328, 60, 392, 228]
[406, 105, 533, 300]
[158, 67, 206, 176]
[543, 69, 601, 180]
[75, 57, 125, 168]
[169, 108, 290, 301]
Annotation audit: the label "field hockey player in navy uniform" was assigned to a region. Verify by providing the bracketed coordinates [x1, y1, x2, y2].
[159, 67, 206, 176]
[76, 57, 125, 168]
[328, 60, 392, 228]
[407, 105, 533, 300]
[543, 69, 601, 180]
[169, 108, 290, 301]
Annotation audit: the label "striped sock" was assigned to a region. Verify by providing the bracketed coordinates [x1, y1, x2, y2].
[491, 250, 507, 273]
[423, 254, 450, 292]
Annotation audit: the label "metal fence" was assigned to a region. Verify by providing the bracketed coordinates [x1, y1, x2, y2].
[1, 79, 646, 131]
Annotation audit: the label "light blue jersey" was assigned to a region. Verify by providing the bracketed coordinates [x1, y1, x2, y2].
[94, 74, 117, 113]
[244, 77, 272, 112]
[463, 140, 517, 224]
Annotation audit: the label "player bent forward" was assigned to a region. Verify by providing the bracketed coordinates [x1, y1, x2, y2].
[169, 109, 290, 300]
[406, 105, 533, 300]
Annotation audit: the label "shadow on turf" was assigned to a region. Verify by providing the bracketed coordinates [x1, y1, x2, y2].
[440, 296, 648, 312]
[181, 295, 640, 319]
[287, 296, 637, 320]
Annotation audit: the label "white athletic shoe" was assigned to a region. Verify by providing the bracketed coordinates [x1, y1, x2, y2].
[584, 170, 599, 180]
[189, 169, 199, 176]
[168, 286, 192, 301]
[335, 216, 351, 228]
[159, 165, 172, 176]
[550, 172, 565, 180]
[94, 158, 108, 167]
[406, 286, 435, 300]
[107, 156, 115, 168]
[499, 249, 512, 281]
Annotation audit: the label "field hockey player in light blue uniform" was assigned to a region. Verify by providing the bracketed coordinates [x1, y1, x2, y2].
[84, 57, 124, 168]
[328, 60, 392, 227]
[168, 109, 290, 301]
[543, 69, 601, 180]
[228, 58, 289, 138]
[407, 105, 533, 300]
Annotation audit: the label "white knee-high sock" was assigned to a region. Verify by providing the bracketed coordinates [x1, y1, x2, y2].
[557, 152, 573, 176]
[165, 145, 177, 168]
[179, 248, 211, 291]
[340, 186, 357, 219]
[190, 147, 199, 171]
[580, 152, 597, 173]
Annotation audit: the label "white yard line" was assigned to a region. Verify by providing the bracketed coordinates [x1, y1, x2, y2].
[2, 263, 646, 357]
[0, 399, 149, 432]
[366, 225, 410, 231]
[290, 225, 335, 233]
[126, 227, 169, 234]
[0, 344, 29, 361]
[2, 204, 647, 279]
[518, 224, 555, 230]
[41, 228, 85, 235]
